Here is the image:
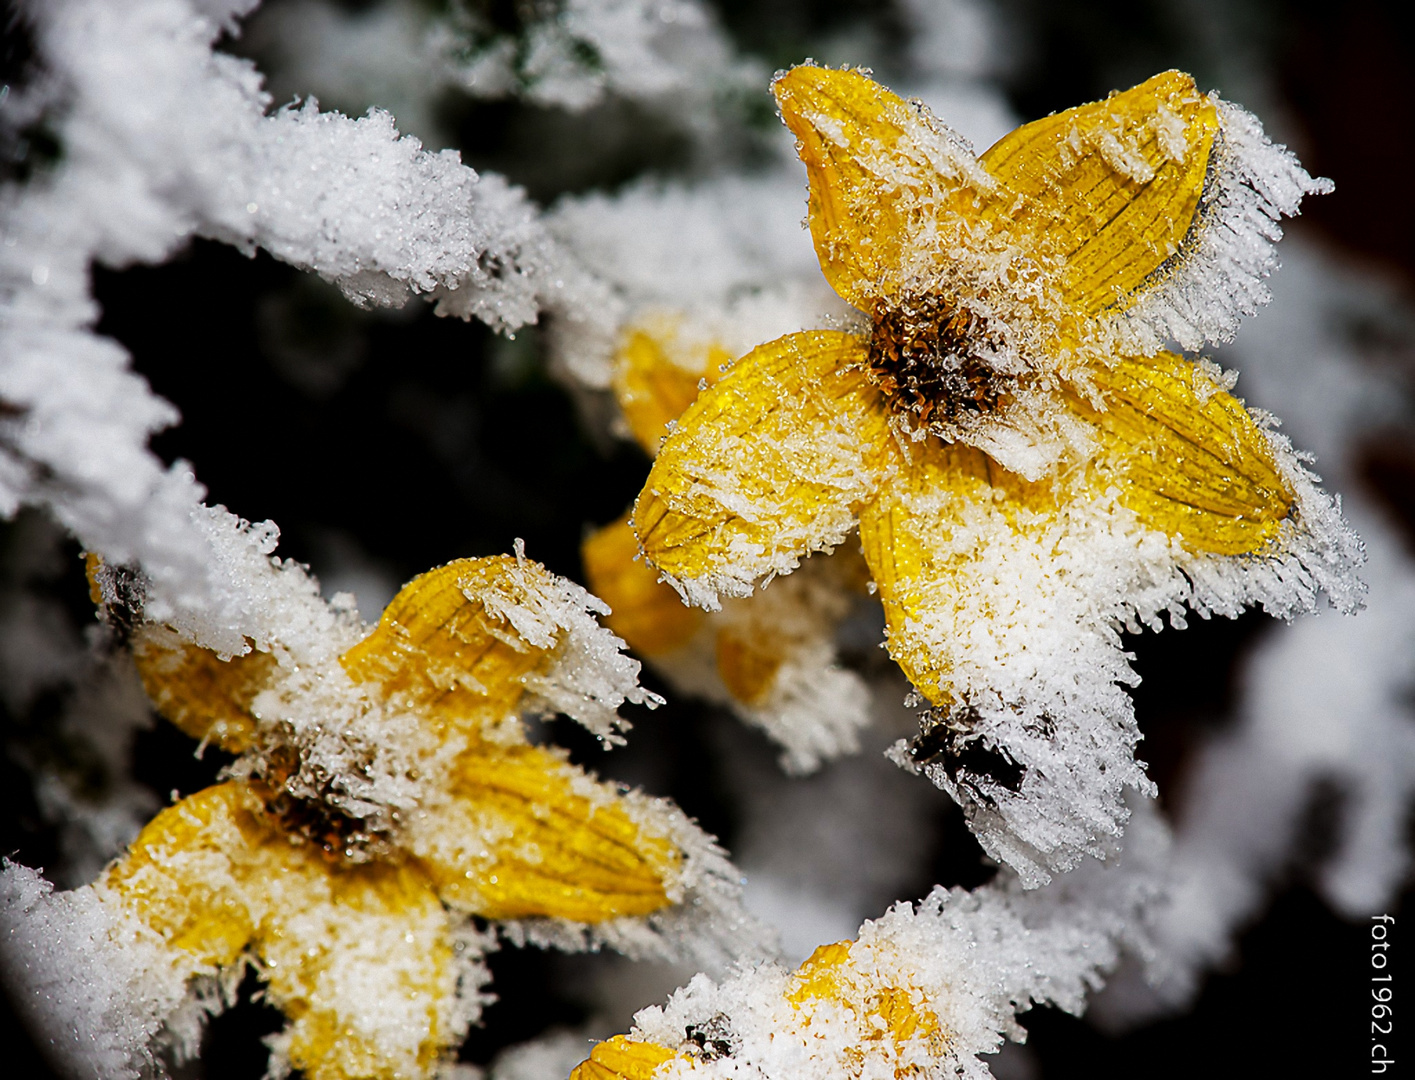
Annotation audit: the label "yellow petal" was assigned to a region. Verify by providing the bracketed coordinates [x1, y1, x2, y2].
[787, 939, 856, 1004]
[340, 557, 552, 730]
[259, 861, 459, 1080]
[1071, 353, 1293, 554]
[99, 782, 264, 968]
[773, 65, 988, 310]
[713, 626, 782, 706]
[410, 745, 678, 923]
[858, 440, 1055, 707]
[979, 71, 1219, 317]
[614, 321, 733, 457]
[570, 1035, 682, 1080]
[128, 627, 272, 753]
[633, 330, 893, 603]
[582, 512, 704, 656]
[103, 783, 465, 1080]
[788, 939, 945, 1075]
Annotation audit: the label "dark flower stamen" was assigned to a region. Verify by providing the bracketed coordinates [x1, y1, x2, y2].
[867, 293, 1009, 425]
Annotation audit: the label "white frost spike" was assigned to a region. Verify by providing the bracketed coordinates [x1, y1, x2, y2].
[1118, 96, 1333, 354]
[491, 540, 664, 743]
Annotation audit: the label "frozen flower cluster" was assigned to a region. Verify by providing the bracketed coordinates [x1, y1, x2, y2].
[1, 2, 1409, 1079]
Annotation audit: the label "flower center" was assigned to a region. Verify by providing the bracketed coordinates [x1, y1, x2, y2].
[867, 294, 1008, 426]
[248, 731, 398, 864]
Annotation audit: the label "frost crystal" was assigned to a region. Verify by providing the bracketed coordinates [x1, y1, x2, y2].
[1, 0, 612, 649]
[619, 799, 1170, 1080]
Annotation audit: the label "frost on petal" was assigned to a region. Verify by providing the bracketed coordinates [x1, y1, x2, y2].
[1115, 97, 1333, 354]
[590, 801, 1168, 1080]
[772, 65, 997, 310]
[93, 783, 488, 1080]
[861, 443, 1157, 884]
[634, 331, 893, 608]
[860, 403, 1359, 884]
[490, 543, 664, 742]
[338, 548, 660, 745]
[979, 70, 1219, 322]
[545, 178, 845, 392]
[496, 780, 780, 971]
[407, 746, 680, 922]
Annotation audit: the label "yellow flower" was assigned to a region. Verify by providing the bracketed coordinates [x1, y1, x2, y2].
[583, 315, 873, 773]
[88, 551, 740, 1080]
[569, 938, 944, 1080]
[629, 67, 1354, 881]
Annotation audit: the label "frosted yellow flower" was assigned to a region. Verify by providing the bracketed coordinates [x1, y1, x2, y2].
[584, 316, 873, 774]
[88, 551, 744, 1080]
[570, 937, 943, 1080]
[631, 67, 1356, 882]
